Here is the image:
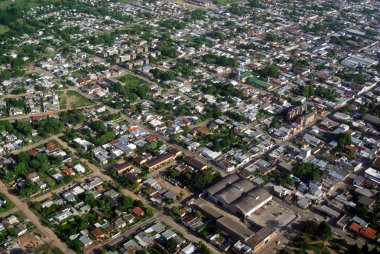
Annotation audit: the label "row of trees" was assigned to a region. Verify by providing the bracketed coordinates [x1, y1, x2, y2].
[201, 81, 244, 100]
[298, 85, 337, 101]
[202, 53, 237, 68]
[112, 81, 150, 101]
[88, 120, 116, 146]
[0, 118, 64, 137]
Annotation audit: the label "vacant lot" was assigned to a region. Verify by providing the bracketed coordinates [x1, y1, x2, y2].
[59, 90, 94, 109]
[118, 74, 148, 86]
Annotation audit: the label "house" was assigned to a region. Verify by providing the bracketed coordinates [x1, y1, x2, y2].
[358, 196, 375, 209]
[163, 191, 177, 201]
[181, 244, 196, 254]
[124, 172, 141, 184]
[46, 142, 58, 152]
[348, 222, 377, 240]
[0, 197, 7, 207]
[26, 172, 40, 183]
[91, 228, 105, 239]
[144, 149, 179, 171]
[123, 214, 135, 224]
[73, 164, 86, 174]
[14, 223, 27, 236]
[132, 207, 145, 217]
[246, 227, 278, 253]
[79, 234, 93, 247]
[162, 229, 177, 241]
[183, 156, 207, 171]
[123, 239, 141, 253]
[114, 161, 132, 175]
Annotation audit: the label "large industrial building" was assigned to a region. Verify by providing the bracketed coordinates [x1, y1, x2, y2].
[205, 174, 273, 218]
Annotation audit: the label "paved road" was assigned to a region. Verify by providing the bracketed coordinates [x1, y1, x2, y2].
[0, 181, 75, 254]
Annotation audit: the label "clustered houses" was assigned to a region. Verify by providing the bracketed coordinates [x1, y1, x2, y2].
[141, 177, 178, 206]
[0, 90, 61, 118]
[0, 0, 379, 253]
[40, 51, 125, 86]
[0, 214, 31, 243]
[114, 220, 202, 254]
[0, 141, 88, 198]
[32, 177, 151, 251]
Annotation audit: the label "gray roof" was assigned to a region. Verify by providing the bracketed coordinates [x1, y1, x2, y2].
[216, 216, 254, 241]
[232, 188, 272, 216]
[214, 178, 256, 205]
[206, 174, 240, 196]
[196, 203, 223, 220]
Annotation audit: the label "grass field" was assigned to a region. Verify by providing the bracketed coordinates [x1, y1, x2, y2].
[118, 74, 147, 86]
[59, 90, 94, 109]
[0, 0, 61, 10]
[0, 24, 9, 34]
[0, 193, 14, 214]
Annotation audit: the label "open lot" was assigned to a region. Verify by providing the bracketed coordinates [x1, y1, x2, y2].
[118, 74, 148, 86]
[59, 90, 94, 109]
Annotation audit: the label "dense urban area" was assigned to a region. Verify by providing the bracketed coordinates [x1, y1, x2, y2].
[0, 0, 379, 253]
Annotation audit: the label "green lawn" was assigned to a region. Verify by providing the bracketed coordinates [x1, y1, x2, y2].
[118, 74, 147, 86]
[59, 90, 94, 109]
[66, 90, 94, 108]
[0, 24, 9, 35]
[57, 91, 67, 109]
[0, 193, 14, 214]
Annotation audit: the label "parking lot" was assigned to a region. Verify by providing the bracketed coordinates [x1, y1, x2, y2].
[247, 201, 296, 228]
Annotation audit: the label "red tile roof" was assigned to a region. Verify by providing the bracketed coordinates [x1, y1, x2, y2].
[132, 207, 145, 217]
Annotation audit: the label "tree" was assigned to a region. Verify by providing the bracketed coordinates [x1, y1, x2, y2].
[271, 117, 281, 129]
[198, 242, 212, 254]
[166, 238, 177, 252]
[169, 169, 180, 178]
[318, 221, 332, 244]
[302, 220, 318, 235]
[337, 131, 352, 148]
[17, 151, 30, 164]
[353, 73, 365, 84]
[294, 163, 320, 182]
[195, 211, 202, 218]
[30, 154, 49, 171]
[0, 120, 13, 132]
[14, 162, 29, 176]
[37, 119, 64, 135]
[16, 121, 32, 136]
[90, 120, 107, 134]
[145, 207, 154, 217]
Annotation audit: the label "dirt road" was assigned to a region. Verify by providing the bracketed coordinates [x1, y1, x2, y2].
[0, 181, 75, 254]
